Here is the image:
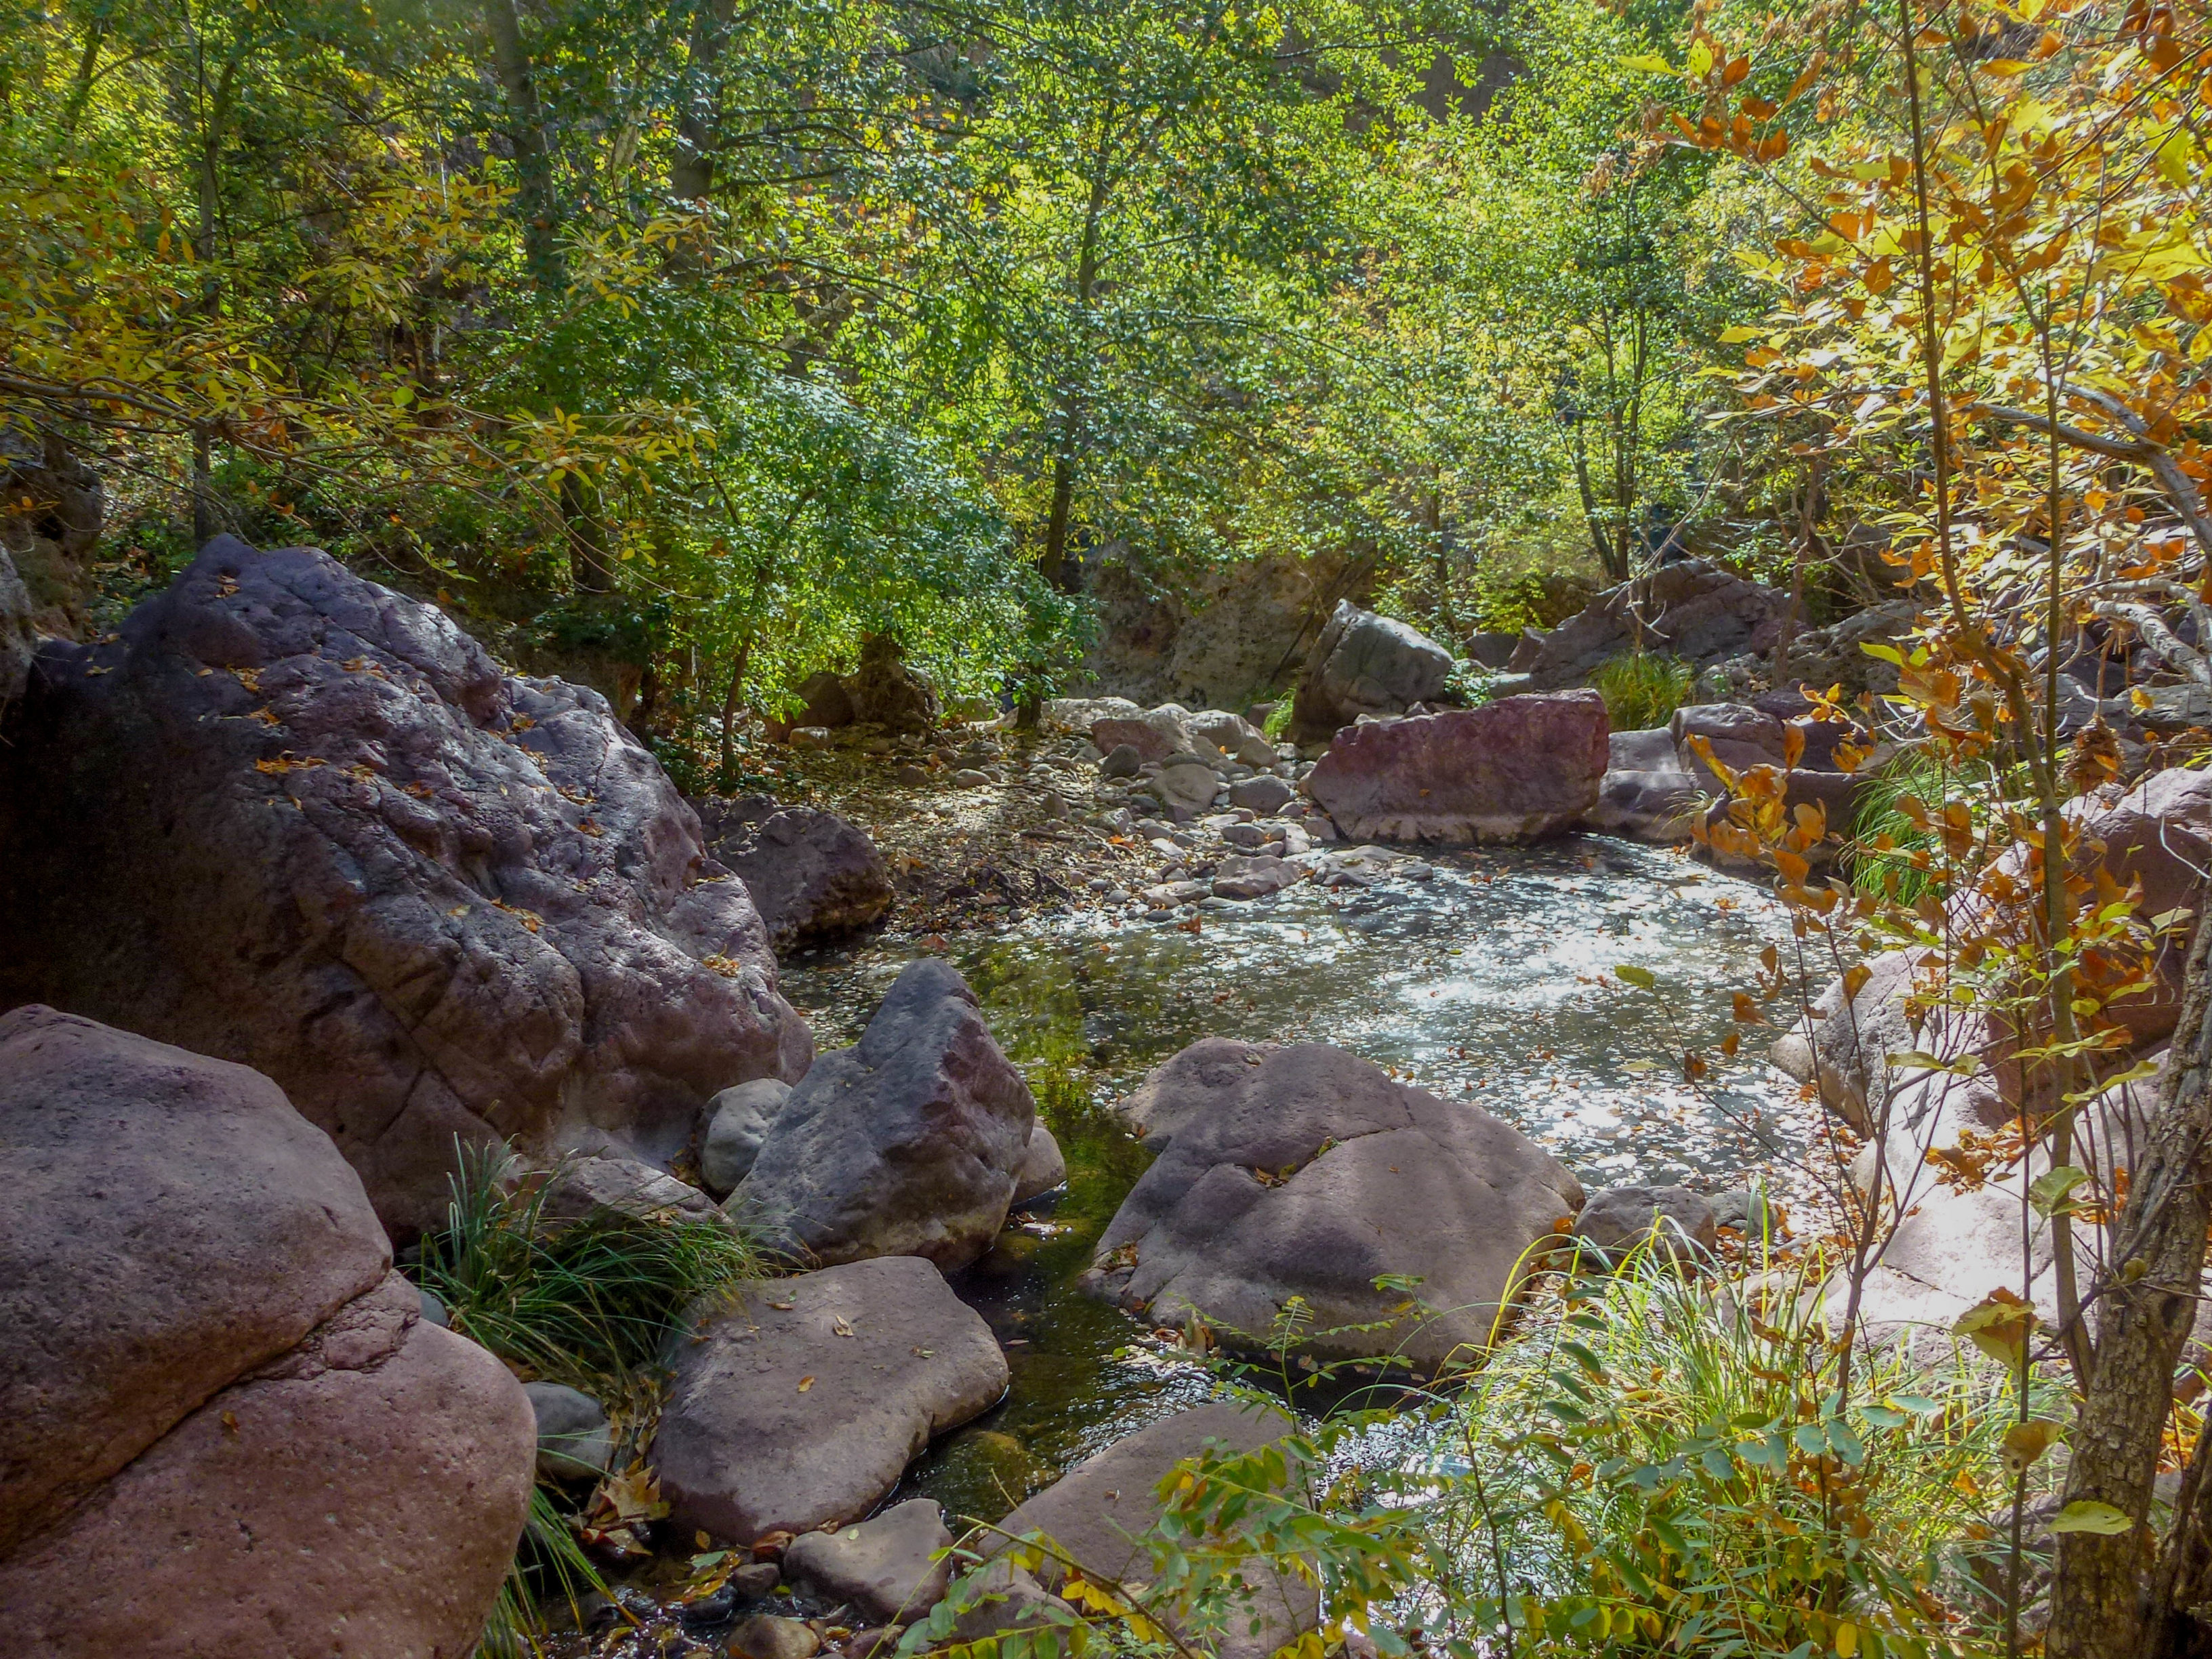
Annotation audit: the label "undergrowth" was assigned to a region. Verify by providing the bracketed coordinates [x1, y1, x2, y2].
[1591, 652, 1695, 733]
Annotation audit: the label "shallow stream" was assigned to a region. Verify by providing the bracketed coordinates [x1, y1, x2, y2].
[778, 833, 1803, 1527]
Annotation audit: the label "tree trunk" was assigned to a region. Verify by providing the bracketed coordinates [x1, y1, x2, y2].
[672, 0, 735, 203]
[2049, 905, 2212, 1658]
[559, 471, 614, 594]
[483, 0, 562, 292]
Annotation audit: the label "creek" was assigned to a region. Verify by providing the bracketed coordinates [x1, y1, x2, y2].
[778, 832, 1802, 1528]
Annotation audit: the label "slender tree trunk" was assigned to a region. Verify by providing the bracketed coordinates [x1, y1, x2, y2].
[672, 0, 735, 203]
[61, 20, 106, 131]
[558, 471, 613, 593]
[1771, 454, 1824, 684]
[2050, 907, 2212, 1657]
[1038, 134, 1115, 596]
[483, 0, 562, 292]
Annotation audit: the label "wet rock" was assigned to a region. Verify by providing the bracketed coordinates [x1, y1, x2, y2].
[976, 1401, 1316, 1659]
[1100, 742, 1143, 778]
[702, 1078, 795, 1195]
[1302, 693, 1608, 844]
[846, 634, 939, 735]
[0, 1006, 393, 1554]
[653, 1256, 1008, 1540]
[1585, 726, 1704, 842]
[695, 796, 894, 952]
[731, 1614, 823, 1659]
[1511, 560, 1791, 689]
[1084, 1040, 1582, 1366]
[0, 536, 812, 1238]
[784, 1498, 954, 1624]
[1211, 854, 1304, 900]
[1574, 1185, 1719, 1260]
[1289, 600, 1454, 743]
[797, 670, 856, 731]
[1010, 1124, 1067, 1206]
[1228, 774, 1295, 815]
[732, 960, 1036, 1269]
[525, 1381, 614, 1480]
[539, 1153, 724, 1227]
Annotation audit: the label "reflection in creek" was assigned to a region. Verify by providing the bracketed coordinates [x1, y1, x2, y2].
[777, 834, 1799, 1525]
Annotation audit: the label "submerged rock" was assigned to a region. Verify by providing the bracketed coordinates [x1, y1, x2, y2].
[1302, 692, 1608, 843]
[0, 1007, 533, 1656]
[1082, 1038, 1583, 1367]
[0, 536, 812, 1237]
[732, 958, 1036, 1269]
[653, 1257, 1007, 1540]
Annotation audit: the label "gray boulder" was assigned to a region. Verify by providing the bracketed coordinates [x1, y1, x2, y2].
[1511, 560, 1791, 689]
[653, 1256, 1008, 1540]
[0, 537, 813, 1239]
[1092, 705, 1196, 764]
[1574, 1186, 1719, 1260]
[1211, 854, 1304, 900]
[1151, 760, 1223, 821]
[784, 1498, 954, 1624]
[1585, 726, 1704, 842]
[1083, 1040, 1582, 1368]
[1227, 774, 1295, 815]
[524, 1381, 614, 1481]
[731, 959, 1035, 1269]
[1289, 600, 1454, 743]
[1100, 743, 1143, 779]
[539, 1153, 723, 1227]
[1010, 1123, 1067, 1206]
[694, 796, 894, 951]
[701, 1077, 794, 1195]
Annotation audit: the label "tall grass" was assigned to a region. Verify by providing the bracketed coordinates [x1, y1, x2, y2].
[1591, 651, 1695, 732]
[415, 1146, 772, 1392]
[1847, 750, 1959, 905]
[478, 1487, 609, 1659]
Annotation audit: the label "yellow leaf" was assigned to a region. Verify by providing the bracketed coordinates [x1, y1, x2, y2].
[1687, 39, 1715, 77]
[1835, 1621, 1860, 1657]
[798, 1376, 815, 1392]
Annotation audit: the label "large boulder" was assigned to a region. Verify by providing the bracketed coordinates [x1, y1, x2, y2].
[1301, 692, 1608, 844]
[0, 537, 812, 1237]
[694, 795, 894, 951]
[1585, 726, 1704, 842]
[653, 1257, 1008, 1541]
[1090, 703, 1197, 764]
[784, 1498, 955, 1624]
[0, 1008, 535, 1656]
[1082, 1040, 1583, 1368]
[847, 634, 939, 735]
[731, 959, 1036, 1269]
[1511, 560, 1790, 689]
[1289, 600, 1455, 743]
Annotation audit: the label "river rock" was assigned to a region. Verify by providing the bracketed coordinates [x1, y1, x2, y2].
[539, 1152, 724, 1227]
[1212, 853, 1304, 899]
[1011, 1123, 1067, 1206]
[1511, 560, 1790, 689]
[1574, 1185, 1719, 1261]
[797, 670, 857, 730]
[1585, 726, 1704, 841]
[0, 1010, 535, 1655]
[0, 536, 813, 1238]
[1083, 1040, 1582, 1366]
[975, 1401, 1316, 1659]
[693, 796, 893, 951]
[784, 1498, 955, 1624]
[1101, 742, 1143, 777]
[847, 634, 939, 735]
[525, 1381, 615, 1480]
[653, 1257, 1008, 1540]
[732, 959, 1035, 1269]
[732, 1616, 823, 1659]
[1153, 759, 1225, 821]
[1288, 600, 1454, 743]
[1092, 706, 1194, 764]
[1228, 774, 1295, 815]
[701, 1077, 795, 1194]
[1302, 692, 1608, 843]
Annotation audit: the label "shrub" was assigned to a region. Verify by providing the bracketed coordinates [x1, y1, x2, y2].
[1591, 651, 1695, 732]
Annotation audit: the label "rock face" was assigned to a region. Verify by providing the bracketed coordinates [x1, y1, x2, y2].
[0, 546, 34, 708]
[1302, 693, 1608, 844]
[784, 1498, 955, 1624]
[653, 1258, 1008, 1541]
[978, 1401, 1317, 1659]
[0, 537, 812, 1237]
[1511, 561, 1790, 689]
[0, 1007, 535, 1656]
[1289, 600, 1455, 743]
[733, 959, 1036, 1269]
[694, 794, 894, 951]
[1083, 1040, 1583, 1367]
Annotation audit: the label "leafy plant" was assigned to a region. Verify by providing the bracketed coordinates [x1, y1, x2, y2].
[1590, 651, 1695, 732]
[413, 1147, 771, 1394]
[476, 1486, 609, 1659]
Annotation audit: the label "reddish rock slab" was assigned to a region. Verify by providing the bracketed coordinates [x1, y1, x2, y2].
[0, 1273, 536, 1659]
[1301, 692, 1608, 843]
[0, 1006, 391, 1558]
[0, 536, 813, 1237]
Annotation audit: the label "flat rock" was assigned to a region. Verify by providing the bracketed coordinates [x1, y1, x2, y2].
[0, 1273, 535, 1659]
[0, 1006, 392, 1555]
[653, 1257, 1008, 1540]
[1302, 693, 1608, 844]
[1084, 1040, 1582, 1366]
[0, 536, 812, 1237]
[783, 1497, 954, 1624]
[695, 795, 893, 951]
[1211, 854, 1303, 900]
[732, 960, 1035, 1269]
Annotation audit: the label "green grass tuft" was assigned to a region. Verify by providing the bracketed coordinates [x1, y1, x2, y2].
[476, 1486, 609, 1659]
[1589, 651, 1694, 732]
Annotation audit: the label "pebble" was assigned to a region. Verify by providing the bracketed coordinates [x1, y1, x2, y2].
[951, 769, 989, 787]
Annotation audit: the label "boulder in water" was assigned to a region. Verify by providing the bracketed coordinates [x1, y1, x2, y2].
[1288, 600, 1454, 742]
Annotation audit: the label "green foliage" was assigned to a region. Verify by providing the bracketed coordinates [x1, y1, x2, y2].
[476, 1486, 608, 1659]
[1591, 651, 1695, 732]
[1263, 699, 1296, 741]
[412, 1147, 770, 1395]
[1848, 750, 1956, 905]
